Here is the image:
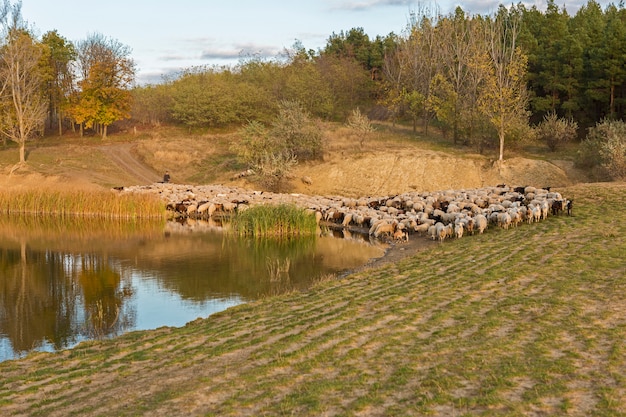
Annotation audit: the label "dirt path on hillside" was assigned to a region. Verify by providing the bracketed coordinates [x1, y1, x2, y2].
[99, 143, 161, 185]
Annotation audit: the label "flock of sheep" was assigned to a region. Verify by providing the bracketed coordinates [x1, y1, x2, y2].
[121, 182, 572, 244]
[321, 184, 572, 243]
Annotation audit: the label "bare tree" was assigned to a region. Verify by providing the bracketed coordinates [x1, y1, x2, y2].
[432, 8, 479, 144]
[0, 1, 47, 164]
[382, 4, 441, 133]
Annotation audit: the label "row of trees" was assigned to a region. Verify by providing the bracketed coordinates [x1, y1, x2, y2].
[131, 38, 381, 130]
[0, 0, 134, 164]
[1, 0, 624, 172]
[381, 5, 530, 161]
[132, 1, 626, 160]
[522, 0, 626, 125]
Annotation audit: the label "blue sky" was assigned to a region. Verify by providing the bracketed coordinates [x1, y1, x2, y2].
[21, 0, 608, 84]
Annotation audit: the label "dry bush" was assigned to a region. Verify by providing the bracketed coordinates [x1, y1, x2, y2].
[346, 108, 375, 149]
[577, 119, 626, 180]
[535, 112, 578, 152]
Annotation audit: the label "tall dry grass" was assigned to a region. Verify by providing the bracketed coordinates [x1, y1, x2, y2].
[0, 189, 166, 219]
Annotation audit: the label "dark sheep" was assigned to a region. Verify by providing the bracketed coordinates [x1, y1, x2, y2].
[333, 211, 345, 222]
[551, 200, 564, 216]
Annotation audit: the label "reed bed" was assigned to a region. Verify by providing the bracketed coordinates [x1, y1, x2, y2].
[230, 204, 317, 238]
[0, 189, 166, 219]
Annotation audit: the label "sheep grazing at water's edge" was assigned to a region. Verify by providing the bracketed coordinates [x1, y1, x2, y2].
[124, 183, 572, 244]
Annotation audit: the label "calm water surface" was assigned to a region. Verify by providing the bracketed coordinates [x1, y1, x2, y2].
[0, 217, 385, 362]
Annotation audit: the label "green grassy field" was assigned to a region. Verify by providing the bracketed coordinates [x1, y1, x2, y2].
[0, 182, 624, 416]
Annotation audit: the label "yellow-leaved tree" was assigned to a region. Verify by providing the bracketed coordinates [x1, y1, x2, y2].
[478, 6, 529, 162]
[70, 33, 134, 139]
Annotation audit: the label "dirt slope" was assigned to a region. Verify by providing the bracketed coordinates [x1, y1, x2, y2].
[239, 148, 588, 198]
[98, 143, 162, 184]
[1, 137, 589, 197]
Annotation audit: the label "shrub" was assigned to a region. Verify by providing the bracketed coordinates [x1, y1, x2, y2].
[346, 108, 374, 133]
[346, 108, 374, 148]
[600, 133, 626, 180]
[535, 112, 578, 152]
[230, 204, 317, 238]
[271, 100, 323, 161]
[577, 119, 626, 180]
[232, 101, 323, 191]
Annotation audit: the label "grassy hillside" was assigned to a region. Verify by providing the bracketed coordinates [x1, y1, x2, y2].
[0, 182, 624, 416]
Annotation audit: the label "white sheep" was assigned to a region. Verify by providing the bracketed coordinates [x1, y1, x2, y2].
[474, 214, 488, 234]
[540, 200, 550, 220]
[435, 222, 447, 242]
[373, 220, 397, 238]
[342, 213, 353, 227]
[508, 208, 522, 228]
[427, 224, 438, 240]
[414, 222, 431, 235]
[454, 222, 464, 239]
[497, 212, 512, 230]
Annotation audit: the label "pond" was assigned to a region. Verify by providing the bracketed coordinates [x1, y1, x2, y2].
[0, 216, 386, 362]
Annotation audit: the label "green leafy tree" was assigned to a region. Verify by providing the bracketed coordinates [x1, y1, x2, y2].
[270, 100, 322, 161]
[602, 4, 626, 119]
[315, 53, 372, 120]
[525, 1, 575, 115]
[573, 0, 608, 124]
[427, 73, 457, 139]
[323, 27, 382, 77]
[131, 83, 173, 126]
[169, 66, 270, 130]
[435, 8, 479, 144]
[233, 120, 296, 192]
[40, 30, 75, 136]
[281, 47, 334, 119]
[382, 6, 441, 134]
[170, 68, 237, 130]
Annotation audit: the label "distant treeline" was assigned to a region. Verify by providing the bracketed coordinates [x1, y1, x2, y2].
[131, 0, 626, 139]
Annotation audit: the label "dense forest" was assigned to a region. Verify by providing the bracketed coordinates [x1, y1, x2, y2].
[0, 0, 625, 178]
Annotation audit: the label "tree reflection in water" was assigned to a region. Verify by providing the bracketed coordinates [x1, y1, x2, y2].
[0, 246, 136, 357]
[0, 215, 385, 361]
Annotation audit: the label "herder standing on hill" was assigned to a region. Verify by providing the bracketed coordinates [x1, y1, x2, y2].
[163, 171, 170, 183]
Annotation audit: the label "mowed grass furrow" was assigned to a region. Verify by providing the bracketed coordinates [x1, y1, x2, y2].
[0, 183, 624, 416]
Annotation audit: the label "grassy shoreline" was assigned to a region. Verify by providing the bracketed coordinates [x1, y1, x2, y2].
[0, 182, 624, 416]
